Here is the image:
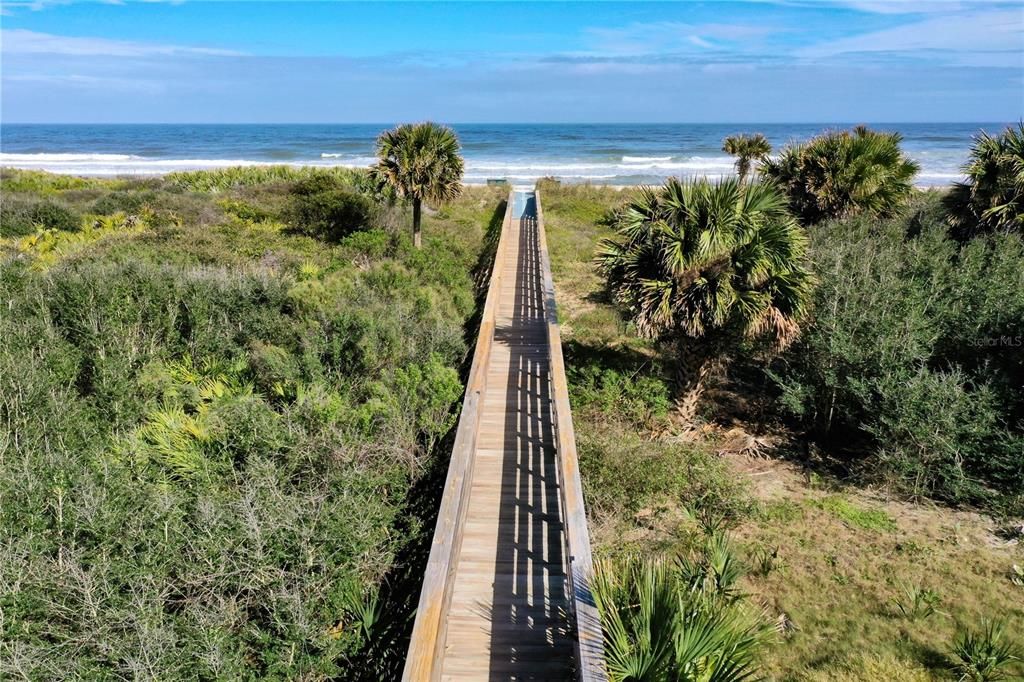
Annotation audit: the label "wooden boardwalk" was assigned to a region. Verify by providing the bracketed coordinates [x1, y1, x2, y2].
[404, 191, 605, 681]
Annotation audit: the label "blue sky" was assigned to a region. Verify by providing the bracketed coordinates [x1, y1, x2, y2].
[1, 1, 1021, 123]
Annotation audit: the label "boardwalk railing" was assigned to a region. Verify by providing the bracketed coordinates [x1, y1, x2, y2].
[535, 189, 607, 680]
[402, 189, 606, 681]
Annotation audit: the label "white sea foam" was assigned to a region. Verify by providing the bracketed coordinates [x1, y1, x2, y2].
[0, 151, 961, 186]
[0, 152, 145, 162]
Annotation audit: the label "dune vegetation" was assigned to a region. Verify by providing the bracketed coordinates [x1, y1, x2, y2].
[0, 165, 506, 679]
[539, 123, 1024, 681]
[1, 122, 1021, 681]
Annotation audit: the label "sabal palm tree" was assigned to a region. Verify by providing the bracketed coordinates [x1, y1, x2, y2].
[597, 178, 813, 422]
[372, 122, 464, 248]
[945, 122, 1024, 238]
[722, 133, 772, 182]
[761, 126, 919, 224]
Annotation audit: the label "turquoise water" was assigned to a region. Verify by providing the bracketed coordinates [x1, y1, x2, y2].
[0, 122, 1010, 186]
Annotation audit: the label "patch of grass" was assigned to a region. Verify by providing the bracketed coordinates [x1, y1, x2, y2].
[756, 499, 805, 524]
[1, 167, 108, 193]
[813, 495, 898, 532]
[166, 164, 371, 193]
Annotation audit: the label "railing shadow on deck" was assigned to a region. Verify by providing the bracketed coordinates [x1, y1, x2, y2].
[486, 206, 574, 678]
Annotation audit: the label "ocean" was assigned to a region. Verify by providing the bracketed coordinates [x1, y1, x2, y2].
[0, 123, 1008, 187]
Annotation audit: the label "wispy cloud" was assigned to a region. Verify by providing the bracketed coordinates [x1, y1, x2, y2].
[829, 1, 968, 14]
[583, 20, 778, 57]
[5, 72, 164, 93]
[0, 28, 244, 57]
[754, 0, 970, 14]
[0, 0, 182, 12]
[797, 7, 1023, 67]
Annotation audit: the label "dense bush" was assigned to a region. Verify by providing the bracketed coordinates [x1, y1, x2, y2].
[287, 186, 375, 242]
[762, 126, 919, 224]
[92, 189, 156, 215]
[768, 193, 1024, 505]
[0, 196, 82, 237]
[0, 170, 494, 678]
[946, 122, 1024, 238]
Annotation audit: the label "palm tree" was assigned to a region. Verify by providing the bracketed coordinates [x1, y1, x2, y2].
[372, 122, 464, 248]
[945, 122, 1024, 238]
[761, 126, 919, 224]
[722, 133, 772, 182]
[597, 178, 813, 422]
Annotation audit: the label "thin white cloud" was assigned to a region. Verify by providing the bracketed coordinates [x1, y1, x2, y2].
[0, 0, 181, 10]
[822, 1, 965, 13]
[797, 7, 1024, 66]
[0, 28, 243, 57]
[584, 21, 777, 56]
[5, 72, 164, 93]
[751, 0, 969, 13]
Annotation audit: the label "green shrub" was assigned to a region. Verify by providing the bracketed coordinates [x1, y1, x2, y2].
[0, 167, 97, 193]
[768, 193, 1024, 505]
[340, 228, 395, 259]
[580, 426, 749, 523]
[870, 368, 1016, 501]
[569, 364, 670, 428]
[286, 187, 374, 242]
[946, 122, 1024, 238]
[0, 172, 496, 678]
[92, 190, 155, 215]
[762, 126, 919, 224]
[1, 197, 82, 237]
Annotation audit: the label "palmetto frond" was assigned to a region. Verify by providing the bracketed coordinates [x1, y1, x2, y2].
[592, 539, 772, 682]
[945, 121, 1024, 237]
[761, 126, 919, 224]
[597, 178, 812, 348]
[372, 122, 464, 205]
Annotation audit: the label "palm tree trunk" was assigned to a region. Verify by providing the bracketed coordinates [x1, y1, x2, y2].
[412, 197, 422, 249]
[673, 341, 713, 423]
[738, 157, 751, 183]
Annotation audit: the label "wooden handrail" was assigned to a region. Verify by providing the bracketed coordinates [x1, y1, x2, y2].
[402, 191, 516, 682]
[534, 189, 608, 681]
